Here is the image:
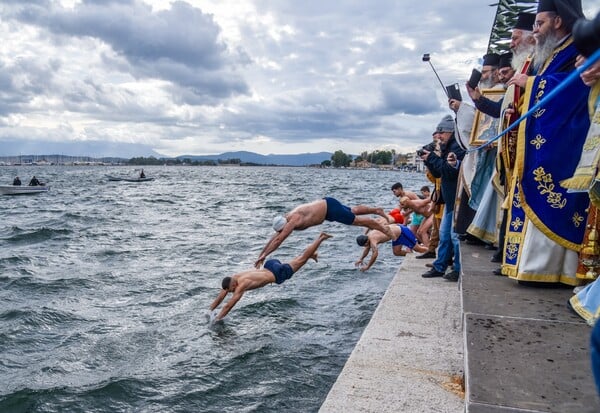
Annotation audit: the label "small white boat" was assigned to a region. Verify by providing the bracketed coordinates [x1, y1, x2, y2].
[121, 177, 154, 182]
[0, 185, 50, 195]
[106, 175, 154, 182]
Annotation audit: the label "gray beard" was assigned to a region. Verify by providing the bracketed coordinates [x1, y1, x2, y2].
[534, 30, 561, 69]
[479, 77, 494, 89]
[511, 47, 533, 72]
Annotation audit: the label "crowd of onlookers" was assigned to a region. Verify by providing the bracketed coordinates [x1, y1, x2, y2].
[385, 0, 600, 394]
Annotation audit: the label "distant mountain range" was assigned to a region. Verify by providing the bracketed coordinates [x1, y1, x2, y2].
[0, 139, 163, 159]
[177, 151, 333, 166]
[0, 138, 334, 166]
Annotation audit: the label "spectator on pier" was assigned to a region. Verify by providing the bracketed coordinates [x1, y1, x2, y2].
[420, 115, 466, 282]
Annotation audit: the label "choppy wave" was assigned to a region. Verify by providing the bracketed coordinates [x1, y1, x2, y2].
[0, 165, 427, 412]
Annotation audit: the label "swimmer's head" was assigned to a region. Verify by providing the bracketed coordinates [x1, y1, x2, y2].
[222, 276, 232, 290]
[272, 215, 287, 232]
[356, 235, 368, 247]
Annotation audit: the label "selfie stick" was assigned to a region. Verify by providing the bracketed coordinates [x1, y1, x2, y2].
[422, 53, 449, 98]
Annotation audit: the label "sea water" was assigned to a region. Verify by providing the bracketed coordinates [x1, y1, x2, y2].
[0, 166, 427, 413]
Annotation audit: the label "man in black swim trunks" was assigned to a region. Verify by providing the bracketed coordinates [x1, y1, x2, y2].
[255, 197, 392, 268]
[209, 232, 332, 321]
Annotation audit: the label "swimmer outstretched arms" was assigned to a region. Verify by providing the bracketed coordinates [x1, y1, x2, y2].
[209, 232, 332, 322]
[255, 197, 391, 268]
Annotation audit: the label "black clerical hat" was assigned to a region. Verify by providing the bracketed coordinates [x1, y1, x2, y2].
[514, 12, 536, 31]
[537, 0, 584, 31]
[499, 52, 513, 68]
[482, 53, 500, 66]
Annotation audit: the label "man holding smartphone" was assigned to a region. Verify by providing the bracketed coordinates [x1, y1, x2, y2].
[419, 115, 466, 282]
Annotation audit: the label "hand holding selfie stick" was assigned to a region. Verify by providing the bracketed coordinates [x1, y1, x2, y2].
[422, 53, 449, 98]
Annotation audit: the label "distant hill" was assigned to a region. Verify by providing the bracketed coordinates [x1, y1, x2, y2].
[0, 139, 163, 159]
[177, 151, 333, 166]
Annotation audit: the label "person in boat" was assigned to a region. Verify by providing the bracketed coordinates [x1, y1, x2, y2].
[255, 197, 393, 268]
[355, 224, 428, 271]
[209, 232, 332, 322]
[139, 169, 146, 178]
[28, 176, 41, 186]
[12, 176, 21, 186]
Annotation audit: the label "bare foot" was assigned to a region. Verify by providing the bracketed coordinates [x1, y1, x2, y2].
[320, 232, 333, 240]
[374, 207, 387, 219]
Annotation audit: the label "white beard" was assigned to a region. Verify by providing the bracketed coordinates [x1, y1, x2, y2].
[511, 47, 534, 72]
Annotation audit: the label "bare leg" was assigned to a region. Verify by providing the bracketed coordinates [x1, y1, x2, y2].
[417, 216, 433, 247]
[413, 243, 429, 253]
[353, 216, 394, 238]
[351, 205, 388, 220]
[288, 232, 332, 272]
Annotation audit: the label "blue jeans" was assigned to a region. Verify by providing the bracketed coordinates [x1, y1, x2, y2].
[433, 209, 461, 273]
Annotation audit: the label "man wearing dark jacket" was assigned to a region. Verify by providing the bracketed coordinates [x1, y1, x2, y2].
[419, 115, 466, 281]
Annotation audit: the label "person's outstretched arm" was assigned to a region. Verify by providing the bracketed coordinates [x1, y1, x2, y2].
[209, 289, 228, 311]
[255, 224, 294, 268]
[355, 245, 371, 268]
[360, 242, 379, 272]
[216, 291, 244, 321]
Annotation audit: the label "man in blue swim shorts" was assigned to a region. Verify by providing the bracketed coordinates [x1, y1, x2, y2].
[209, 233, 332, 321]
[255, 197, 392, 268]
[354, 224, 427, 271]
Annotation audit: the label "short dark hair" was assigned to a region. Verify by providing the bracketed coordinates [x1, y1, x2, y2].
[356, 235, 368, 246]
[391, 182, 403, 190]
[420, 186, 430, 192]
[221, 276, 232, 290]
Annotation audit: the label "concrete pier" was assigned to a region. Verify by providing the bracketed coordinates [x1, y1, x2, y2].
[319, 242, 600, 412]
[319, 252, 464, 412]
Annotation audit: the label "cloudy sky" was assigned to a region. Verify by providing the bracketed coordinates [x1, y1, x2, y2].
[1, 0, 600, 158]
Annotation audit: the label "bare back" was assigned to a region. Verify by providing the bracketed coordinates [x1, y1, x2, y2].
[286, 199, 328, 230]
[234, 269, 276, 292]
[370, 228, 393, 245]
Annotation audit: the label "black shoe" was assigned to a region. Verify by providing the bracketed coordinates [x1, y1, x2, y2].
[416, 251, 436, 259]
[490, 255, 502, 263]
[444, 270, 459, 282]
[422, 268, 445, 278]
[492, 268, 502, 276]
[425, 263, 434, 268]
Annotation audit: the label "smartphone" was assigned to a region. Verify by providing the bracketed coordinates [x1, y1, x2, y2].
[445, 83, 462, 101]
[468, 68, 482, 89]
